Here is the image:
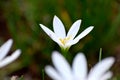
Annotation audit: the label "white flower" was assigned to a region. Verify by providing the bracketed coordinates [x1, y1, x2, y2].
[0, 39, 21, 68]
[45, 51, 114, 80]
[40, 16, 94, 49]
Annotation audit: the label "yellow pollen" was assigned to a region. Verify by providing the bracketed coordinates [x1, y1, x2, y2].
[59, 36, 71, 45]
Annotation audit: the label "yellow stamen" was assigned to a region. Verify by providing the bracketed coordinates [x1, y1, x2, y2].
[59, 36, 71, 45]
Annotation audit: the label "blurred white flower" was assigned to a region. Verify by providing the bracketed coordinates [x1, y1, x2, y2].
[40, 16, 94, 49]
[45, 51, 114, 80]
[0, 39, 21, 68]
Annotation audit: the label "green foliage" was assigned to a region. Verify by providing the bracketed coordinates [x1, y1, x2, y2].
[0, 0, 120, 79]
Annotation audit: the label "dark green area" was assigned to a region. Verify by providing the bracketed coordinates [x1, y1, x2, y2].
[0, 0, 120, 79]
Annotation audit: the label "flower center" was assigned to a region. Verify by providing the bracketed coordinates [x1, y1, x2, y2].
[59, 36, 71, 45]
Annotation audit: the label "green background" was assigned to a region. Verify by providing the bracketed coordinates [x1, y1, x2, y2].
[0, 0, 120, 79]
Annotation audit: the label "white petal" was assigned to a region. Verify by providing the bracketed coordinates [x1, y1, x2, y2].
[100, 71, 113, 80]
[67, 20, 81, 40]
[72, 53, 87, 79]
[45, 66, 62, 80]
[72, 26, 94, 45]
[0, 49, 21, 68]
[53, 15, 66, 38]
[0, 39, 13, 61]
[40, 24, 62, 46]
[88, 57, 114, 80]
[65, 40, 75, 48]
[52, 51, 73, 80]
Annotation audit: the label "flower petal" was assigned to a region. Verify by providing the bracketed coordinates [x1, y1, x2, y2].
[88, 57, 114, 80]
[45, 66, 62, 80]
[72, 26, 94, 45]
[53, 15, 66, 38]
[40, 24, 62, 46]
[0, 49, 21, 68]
[72, 53, 87, 79]
[0, 39, 13, 61]
[100, 71, 112, 80]
[67, 20, 81, 40]
[52, 51, 73, 80]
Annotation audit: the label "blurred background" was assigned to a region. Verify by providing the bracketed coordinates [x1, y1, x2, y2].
[0, 0, 120, 79]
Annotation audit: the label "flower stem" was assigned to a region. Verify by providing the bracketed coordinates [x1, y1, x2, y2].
[61, 47, 69, 58]
[42, 69, 45, 80]
[99, 48, 102, 62]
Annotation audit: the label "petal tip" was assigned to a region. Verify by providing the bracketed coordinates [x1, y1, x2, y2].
[53, 15, 60, 22]
[39, 24, 47, 30]
[89, 26, 94, 30]
[76, 52, 86, 60]
[14, 49, 21, 57]
[52, 51, 60, 57]
[54, 15, 58, 19]
[77, 19, 82, 23]
[39, 24, 43, 27]
[16, 49, 21, 54]
[108, 57, 115, 64]
[7, 39, 13, 44]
